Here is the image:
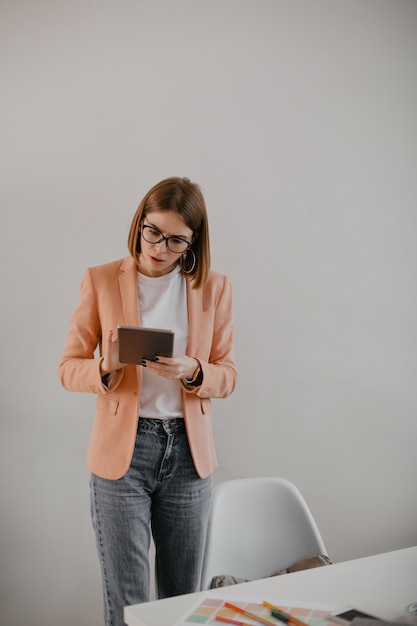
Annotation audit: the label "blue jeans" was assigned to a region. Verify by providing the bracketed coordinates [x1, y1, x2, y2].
[90, 418, 211, 626]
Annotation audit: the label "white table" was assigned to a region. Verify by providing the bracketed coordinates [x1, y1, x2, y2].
[124, 546, 417, 626]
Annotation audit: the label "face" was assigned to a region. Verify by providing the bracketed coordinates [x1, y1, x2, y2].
[137, 210, 194, 278]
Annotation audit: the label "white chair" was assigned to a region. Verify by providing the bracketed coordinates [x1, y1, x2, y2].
[200, 477, 328, 590]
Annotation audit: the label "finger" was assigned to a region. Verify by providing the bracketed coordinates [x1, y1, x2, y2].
[106, 329, 114, 349]
[143, 361, 178, 379]
[153, 356, 175, 365]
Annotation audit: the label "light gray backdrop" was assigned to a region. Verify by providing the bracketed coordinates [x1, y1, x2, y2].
[1, 1, 416, 625]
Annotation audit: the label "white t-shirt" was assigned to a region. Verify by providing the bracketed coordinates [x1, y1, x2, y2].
[137, 264, 188, 418]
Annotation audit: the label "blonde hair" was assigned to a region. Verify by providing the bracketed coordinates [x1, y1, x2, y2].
[127, 177, 210, 288]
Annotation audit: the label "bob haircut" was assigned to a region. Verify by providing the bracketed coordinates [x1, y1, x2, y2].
[128, 177, 211, 289]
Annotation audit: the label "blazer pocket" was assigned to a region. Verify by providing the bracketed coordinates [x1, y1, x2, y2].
[96, 394, 119, 416]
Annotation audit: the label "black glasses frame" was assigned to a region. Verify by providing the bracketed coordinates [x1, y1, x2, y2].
[141, 224, 193, 253]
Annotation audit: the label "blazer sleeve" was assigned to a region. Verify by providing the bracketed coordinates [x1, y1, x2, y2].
[58, 268, 108, 394]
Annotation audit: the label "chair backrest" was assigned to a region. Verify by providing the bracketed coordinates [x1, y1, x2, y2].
[200, 477, 327, 590]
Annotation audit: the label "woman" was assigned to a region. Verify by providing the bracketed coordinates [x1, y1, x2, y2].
[58, 177, 237, 626]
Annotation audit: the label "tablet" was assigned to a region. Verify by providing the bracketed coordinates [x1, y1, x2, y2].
[117, 326, 174, 364]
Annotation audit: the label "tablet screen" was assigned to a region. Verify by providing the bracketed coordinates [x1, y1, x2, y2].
[117, 326, 174, 364]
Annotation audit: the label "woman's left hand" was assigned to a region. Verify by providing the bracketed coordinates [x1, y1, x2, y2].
[143, 355, 199, 381]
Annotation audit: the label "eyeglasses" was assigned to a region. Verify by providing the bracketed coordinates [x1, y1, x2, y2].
[141, 224, 192, 254]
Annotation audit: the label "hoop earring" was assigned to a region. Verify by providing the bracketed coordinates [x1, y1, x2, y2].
[180, 248, 196, 274]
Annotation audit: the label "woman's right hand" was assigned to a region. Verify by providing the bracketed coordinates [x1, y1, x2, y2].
[100, 329, 125, 375]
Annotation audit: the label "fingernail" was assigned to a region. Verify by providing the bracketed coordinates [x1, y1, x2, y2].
[153, 357, 159, 362]
[141, 360, 147, 367]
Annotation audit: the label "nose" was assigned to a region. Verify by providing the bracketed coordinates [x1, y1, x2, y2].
[153, 238, 168, 252]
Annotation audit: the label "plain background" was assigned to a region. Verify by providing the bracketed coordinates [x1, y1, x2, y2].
[1, 1, 416, 625]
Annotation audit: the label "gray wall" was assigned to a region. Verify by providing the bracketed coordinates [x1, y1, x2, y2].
[1, 1, 416, 625]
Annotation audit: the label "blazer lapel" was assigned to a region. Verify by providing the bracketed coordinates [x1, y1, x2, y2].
[118, 261, 201, 352]
[186, 278, 203, 355]
[119, 256, 140, 326]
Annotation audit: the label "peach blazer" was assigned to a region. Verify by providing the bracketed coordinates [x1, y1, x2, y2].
[58, 256, 237, 480]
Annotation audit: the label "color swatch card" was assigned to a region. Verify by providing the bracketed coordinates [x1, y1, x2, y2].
[174, 597, 336, 626]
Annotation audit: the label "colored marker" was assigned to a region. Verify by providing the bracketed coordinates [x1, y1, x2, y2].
[224, 602, 274, 626]
[215, 616, 246, 626]
[262, 602, 307, 626]
[271, 608, 290, 622]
